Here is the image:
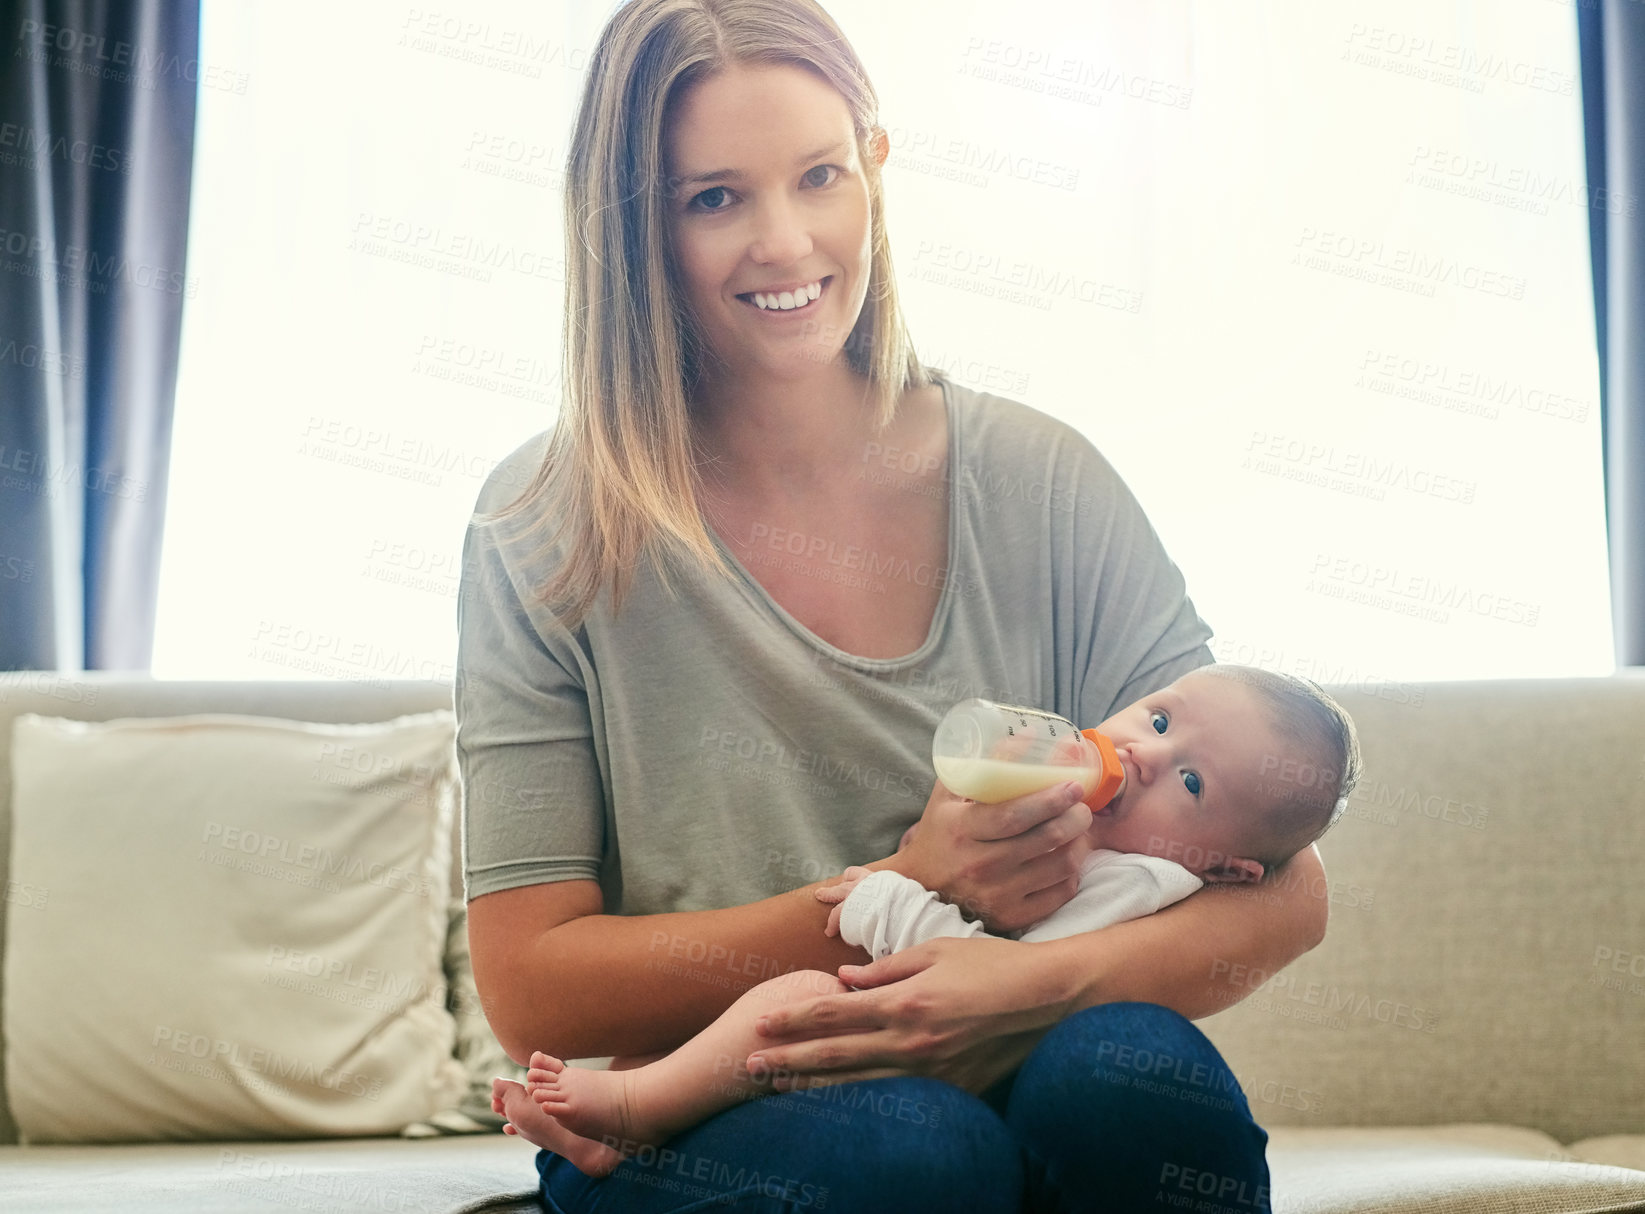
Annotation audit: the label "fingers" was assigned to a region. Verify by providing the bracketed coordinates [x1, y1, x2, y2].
[972, 780, 1086, 841]
[816, 866, 873, 897]
[817, 867, 874, 907]
[747, 1032, 901, 1086]
[836, 947, 933, 990]
[1010, 874, 1084, 927]
[755, 989, 879, 1042]
[1010, 844, 1090, 894]
[1012, 799, 1094, 854]
[825, 902, 844, 937]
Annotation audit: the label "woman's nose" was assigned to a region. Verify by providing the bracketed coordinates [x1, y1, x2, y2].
[749, 197, 813, 265]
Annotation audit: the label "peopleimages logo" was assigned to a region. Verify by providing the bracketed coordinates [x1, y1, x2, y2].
[0, 226, 198, 297]
[149, 1027, 384, 1099]
[198, 822, 437, 899]
[15, 18, 251, 93]
[698, 726, 925, 800]
[1307, 554, 1540, 628]
[589, 1140, 831, 1208]
[1210, 960, 1438, 1033]
[959, 36, 1194, 110]
[912, 240, 1143, 313]
[743, 521, 971, 597]
[0, 122, 125, 172]
[1356, 348, 1590, 423]
[883, 124, 1082, 191]
[263, 945, 435, 1011]
[1291, 227, 1527, 300]
[1343, 24, 1575, 97]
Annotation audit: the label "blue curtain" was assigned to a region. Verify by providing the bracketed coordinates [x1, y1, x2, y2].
[0, 0, 198, 670]
[1580, 0, 1645, 666]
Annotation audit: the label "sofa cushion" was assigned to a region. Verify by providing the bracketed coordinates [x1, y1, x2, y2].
[0, 1135, 539, 1212]
[1200, 676, 1645, 1144]
[1569, 1135, 1645, 1172]
[1266, 1124, 1645, 1213]
[4, 711, 466, 1143]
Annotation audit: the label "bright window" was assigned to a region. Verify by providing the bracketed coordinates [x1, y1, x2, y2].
[155, 0, 1611, 684]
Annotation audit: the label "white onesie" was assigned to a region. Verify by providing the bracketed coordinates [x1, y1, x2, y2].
[836, 849, 1204, 960]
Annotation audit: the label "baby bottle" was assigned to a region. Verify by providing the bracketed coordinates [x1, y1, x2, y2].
[932, 699, 1126, 811]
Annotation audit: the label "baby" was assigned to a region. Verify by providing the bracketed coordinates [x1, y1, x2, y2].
[492, 664, 1360, 1176]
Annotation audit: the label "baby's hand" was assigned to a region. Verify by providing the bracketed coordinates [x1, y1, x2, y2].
[815, 865, 875, 903]
[815, 865, 875, 937]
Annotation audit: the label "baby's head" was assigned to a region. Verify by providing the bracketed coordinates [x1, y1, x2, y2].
[1091, 665, 1361, 883]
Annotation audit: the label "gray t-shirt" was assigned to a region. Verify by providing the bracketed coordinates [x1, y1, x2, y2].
[456, 372, 1213, 914]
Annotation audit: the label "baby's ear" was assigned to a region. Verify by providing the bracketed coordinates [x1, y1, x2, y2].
[1200, 857, 1265, 885]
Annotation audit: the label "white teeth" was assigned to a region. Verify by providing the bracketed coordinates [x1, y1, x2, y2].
[750, 280, 823, 311]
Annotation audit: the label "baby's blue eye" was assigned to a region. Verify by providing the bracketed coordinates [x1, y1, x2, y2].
[1182, 771, 1202, 797]
[1150, 711, 1168, 735]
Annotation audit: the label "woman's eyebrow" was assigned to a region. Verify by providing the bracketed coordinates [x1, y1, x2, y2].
[675, 140, 850, 188]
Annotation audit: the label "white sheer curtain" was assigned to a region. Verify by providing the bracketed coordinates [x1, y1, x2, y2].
[154, 0, 1610, 683]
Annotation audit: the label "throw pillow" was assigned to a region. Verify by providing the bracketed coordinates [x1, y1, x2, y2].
[4, 711, 466, 1143]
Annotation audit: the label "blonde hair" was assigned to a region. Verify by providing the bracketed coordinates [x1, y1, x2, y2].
[484, 0, 928, 629]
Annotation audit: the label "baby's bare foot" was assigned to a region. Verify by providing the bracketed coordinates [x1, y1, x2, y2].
[491, 1077, 623, 1179]
[528, 1051, 651, 1146]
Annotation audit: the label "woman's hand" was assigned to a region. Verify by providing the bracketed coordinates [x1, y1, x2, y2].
[880, 780, 1094, 934]
[743, 936, 1073, 1095]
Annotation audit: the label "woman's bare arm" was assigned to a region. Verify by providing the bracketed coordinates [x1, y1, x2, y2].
[468, 877, 870, 1064]
[1044, 843, 1330, 1019]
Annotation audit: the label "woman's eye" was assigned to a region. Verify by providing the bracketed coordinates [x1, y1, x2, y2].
[1149, 711, 1168, 735]
[1182, 771, 1202, 797]
[692, 186, 733, 212]
[803, 164, 841, 188]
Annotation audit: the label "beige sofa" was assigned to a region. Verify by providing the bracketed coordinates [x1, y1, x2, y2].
[0, 671, 1643, 1213]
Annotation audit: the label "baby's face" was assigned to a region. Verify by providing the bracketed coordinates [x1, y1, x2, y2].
[1089, 670, 1287, 883]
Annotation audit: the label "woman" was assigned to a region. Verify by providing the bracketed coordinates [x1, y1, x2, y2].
[459, 1, 1327, 1209]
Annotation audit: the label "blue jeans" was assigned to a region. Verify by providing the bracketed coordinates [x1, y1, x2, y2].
[538, 1002, 1272, 1213]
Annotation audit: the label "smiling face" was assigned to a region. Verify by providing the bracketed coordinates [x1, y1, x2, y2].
[1091, 670, 1303, 884]
[662, 63, 881, 385]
